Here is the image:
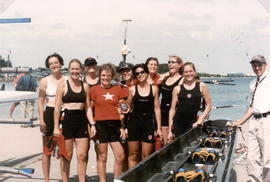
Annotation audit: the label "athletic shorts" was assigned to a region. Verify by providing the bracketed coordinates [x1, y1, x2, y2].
[127, 113, 155, 143]
[95, 120, 121, 143]
[173, 112, 197, 137]
[161, 106, 170, 127]
[62, 109, 89, 140]
[44, 107, 54, 136]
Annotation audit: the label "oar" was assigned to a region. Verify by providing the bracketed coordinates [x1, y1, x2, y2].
[0, 166, 34, 177]
[212, 105, 239, 109]
[205, 82, 236, 86]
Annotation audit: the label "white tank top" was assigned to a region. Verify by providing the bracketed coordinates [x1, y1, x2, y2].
[45, 77, 58, 107]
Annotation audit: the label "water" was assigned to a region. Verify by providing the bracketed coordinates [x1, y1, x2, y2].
[204, 77, 252, 121]
[0, 77, 253, 120]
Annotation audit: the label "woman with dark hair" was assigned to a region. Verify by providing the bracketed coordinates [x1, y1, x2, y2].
[159, 55, 183, 145]
[168, 62, 212, 139]
[38, 53, 65, 182]
[83, 57, 99, 87]
[54, 59, 96, 182]
[127, 63, 162, 168]
[89, 63, 126, 182]
[145, 57, 162, 86]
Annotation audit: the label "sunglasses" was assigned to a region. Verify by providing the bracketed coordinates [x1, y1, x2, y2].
[168, 60, 177, 64]
[135, 71, 145, 76]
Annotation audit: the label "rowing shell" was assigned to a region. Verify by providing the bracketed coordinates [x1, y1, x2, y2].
[0, 91, 38, 104]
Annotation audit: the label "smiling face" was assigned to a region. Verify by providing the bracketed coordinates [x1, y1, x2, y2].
[135, 67, 148, 83]
[48, 56, 62, 73]
[121, 68, 133, 81]
[147, 60, 158, 74]
[168, 57, 182, 74]
[69, 62, 81, 80]
[100, 70, 113, 86]
[251, 62, 267, 76]
[85, 64, 97, 74]
[183, 64, 196, 82]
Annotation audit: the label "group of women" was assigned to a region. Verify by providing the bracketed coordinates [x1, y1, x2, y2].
[38, 53, 212, 182]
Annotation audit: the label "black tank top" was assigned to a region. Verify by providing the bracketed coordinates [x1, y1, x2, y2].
[160, 76, 182, 107]
[177, 82, 202, 114]
[132, 84, 154, 114]
[83, 76, 99, 88]
[62, 80, 86, 103]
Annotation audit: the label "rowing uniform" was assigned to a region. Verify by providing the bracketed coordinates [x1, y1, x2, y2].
[247, 71, 270, 182]
[159, 76, 181, 127]
[127, 85, 155, 143]
[173, 82, 202, 137]
[89, 84, 127, 143]
[62, 80, 88, 140]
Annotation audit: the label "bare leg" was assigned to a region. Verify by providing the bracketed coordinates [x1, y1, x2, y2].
[141, 142, 154, 160]
[42, 136, 51, 182]
[128, 141, 140, 169]
[162, 126, 169, 145]
[96, 143, 108, 182]
[9, 102, 19, 118]
[75, 138, 89, 182]
[110, 142, 125, 178]
[62, 139, 74, 182]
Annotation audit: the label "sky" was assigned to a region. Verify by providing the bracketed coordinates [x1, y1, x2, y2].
[0, 0, 269, 74]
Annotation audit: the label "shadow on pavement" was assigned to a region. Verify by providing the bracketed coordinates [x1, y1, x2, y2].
[69, 173, 114, 182]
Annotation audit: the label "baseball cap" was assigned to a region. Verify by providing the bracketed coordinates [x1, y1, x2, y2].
[84, 57, 97, 66]
[250, 55, 266, 64]
[118, 62, 133, 72]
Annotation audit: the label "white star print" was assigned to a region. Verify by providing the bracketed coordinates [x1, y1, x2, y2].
[103, 92, 114, 100]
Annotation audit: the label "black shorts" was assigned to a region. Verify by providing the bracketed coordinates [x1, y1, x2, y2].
[161, 106, 170, 127]
[62, 110, 89, 140]
[127, 113, 155, 143]
[95, 120, 121, 143]
[173, 112, 197, 137]
[44, 107, 54, 136]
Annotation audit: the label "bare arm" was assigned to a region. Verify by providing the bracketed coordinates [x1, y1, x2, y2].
[53, 80, 65, 135]
[168, 86, 179, 131]
[193, 83, 212, 127]
[84, 84, 95, 124]
[38, 78, 47, 134]
[168, 86, 180, 140]
[233, 107, 253, 127]
[84, 83, 96, 138]
[153, 86, 162, 134]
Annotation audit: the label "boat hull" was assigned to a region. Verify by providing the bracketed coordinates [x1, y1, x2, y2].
[117, 119, 237, 182]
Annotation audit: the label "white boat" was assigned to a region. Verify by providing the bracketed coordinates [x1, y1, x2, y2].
[0, 91, 38, 104]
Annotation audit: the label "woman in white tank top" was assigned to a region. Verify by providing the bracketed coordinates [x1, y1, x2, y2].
[38, 53, 65, 182]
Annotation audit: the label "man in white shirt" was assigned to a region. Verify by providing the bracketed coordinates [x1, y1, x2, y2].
[233, 55, 270, 182]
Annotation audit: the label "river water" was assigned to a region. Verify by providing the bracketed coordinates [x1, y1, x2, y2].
[0, 77, 253, 121]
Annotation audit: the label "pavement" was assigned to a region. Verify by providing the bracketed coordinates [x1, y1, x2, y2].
[0, 120, 251, 182]
[0, 122, 114, 182]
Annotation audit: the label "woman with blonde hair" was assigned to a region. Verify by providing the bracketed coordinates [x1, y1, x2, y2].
[89, 63, 126, 182]
[168, 62, 212, 140]
[54, 59, 96, 182]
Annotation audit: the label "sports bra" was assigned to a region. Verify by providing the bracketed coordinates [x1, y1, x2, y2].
[62, 80, 86, 103]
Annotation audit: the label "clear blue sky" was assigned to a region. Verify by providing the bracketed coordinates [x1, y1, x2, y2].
[0, 0, 269, 74]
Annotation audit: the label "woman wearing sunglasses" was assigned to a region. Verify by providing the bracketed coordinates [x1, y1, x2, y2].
[126, 63, 162, 168]
[168, 62, 212, 140]
[159, 55, 183, 145]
